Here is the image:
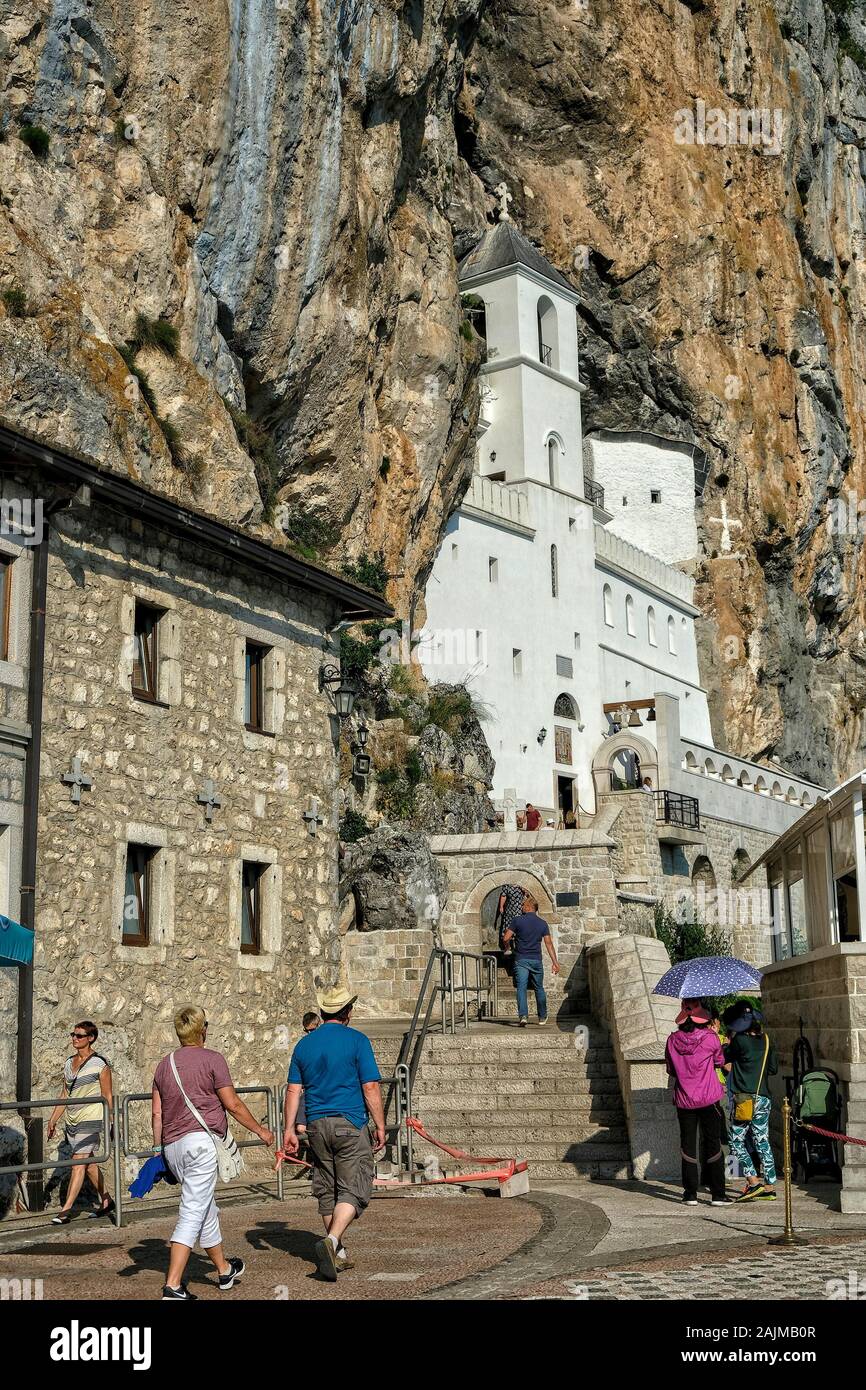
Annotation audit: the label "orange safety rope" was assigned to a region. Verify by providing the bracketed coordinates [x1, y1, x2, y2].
[274, 1118, 526, 1187]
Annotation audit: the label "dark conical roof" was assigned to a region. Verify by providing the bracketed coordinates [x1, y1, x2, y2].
[458, 220, 576, 294]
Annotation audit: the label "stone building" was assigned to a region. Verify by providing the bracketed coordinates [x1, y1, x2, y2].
[0, 423, 390, 1170]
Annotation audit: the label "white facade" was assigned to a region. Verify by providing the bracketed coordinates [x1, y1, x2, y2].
[586, 432, 701, 566]
[421, 223, 822, 830]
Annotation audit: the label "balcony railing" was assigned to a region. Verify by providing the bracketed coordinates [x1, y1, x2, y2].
[539, 342, 553, 366]
[584, 475, 605, 509]
[655, 790, 700, 830]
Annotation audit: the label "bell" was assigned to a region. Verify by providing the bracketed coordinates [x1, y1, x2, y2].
[628, 709, 642, 728]
[646, 706, 656, 722]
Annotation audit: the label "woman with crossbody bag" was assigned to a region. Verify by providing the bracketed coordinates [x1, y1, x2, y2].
[724, 1005, 779, 1201]
[152, 1005, 274, 1300]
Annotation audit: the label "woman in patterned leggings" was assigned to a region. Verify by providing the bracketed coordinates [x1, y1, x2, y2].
[724, 1005, 778, 1201]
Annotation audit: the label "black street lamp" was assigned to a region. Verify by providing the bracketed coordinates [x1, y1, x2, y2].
[319, 664, 358, 720]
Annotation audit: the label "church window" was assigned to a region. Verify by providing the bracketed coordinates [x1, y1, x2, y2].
[550, 544, 558, 598]
[245, 641, 270, 732]
[667, 615, 676, 654]
[0, 557, 12, 660]
[132, 602, 163, 701]
[488, 556, 499, 583]
[647, 606, 657, 645]
[241, 861, 265, 955]
[556, 655, 573, 678]
[123, 843, 155, 946]
[554, 692, 578, 719]
[651, 489, 661, 504]
[622, 496, 628, 507]
[574, 631, 581, 650]
[625, 594, 636, 636]
[536, 296, 558, 369]
[603, 584, 613, 627]
[547, 438, 559, 487]
[512, 648, 522, 676]
[451, 544, 458, 560]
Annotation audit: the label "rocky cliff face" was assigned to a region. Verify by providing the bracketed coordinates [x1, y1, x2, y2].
[1, 1, 865, 784]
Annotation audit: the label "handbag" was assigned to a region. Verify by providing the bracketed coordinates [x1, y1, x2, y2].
[733, 1033, 770, 1124]
[168, 1051, 244, 1183]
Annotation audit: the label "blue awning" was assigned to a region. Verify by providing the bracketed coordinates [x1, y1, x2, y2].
[0, 915, 33, 966]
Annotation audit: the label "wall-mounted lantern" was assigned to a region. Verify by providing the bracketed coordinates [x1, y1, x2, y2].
[319, 664, 358, 720]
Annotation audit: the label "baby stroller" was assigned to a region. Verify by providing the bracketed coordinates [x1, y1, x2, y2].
[791, 1065, 843, 1183]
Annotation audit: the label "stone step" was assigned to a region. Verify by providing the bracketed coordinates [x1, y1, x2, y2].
[410, 1122, 628, 1145]
[411, 1135, 629, 1160]
[418, 1061, 620, 1081]
[422, 1040, 615, 1061]
[416, 1107, 626, 1129]
[412, 1084, 624, 1107]
[526, 1158, 633, 1180]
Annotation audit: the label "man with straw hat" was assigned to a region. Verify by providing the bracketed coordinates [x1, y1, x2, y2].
[283, 985, 385, 1281]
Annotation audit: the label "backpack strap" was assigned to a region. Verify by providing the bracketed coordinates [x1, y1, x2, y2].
[753, 1033, 770, 1103]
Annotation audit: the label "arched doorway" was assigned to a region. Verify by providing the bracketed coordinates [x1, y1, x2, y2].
[610, 747, 642, 790]
[463, 870, 555, 952]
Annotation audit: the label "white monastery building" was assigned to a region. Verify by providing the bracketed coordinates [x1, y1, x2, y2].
[421, 220, 822, 838]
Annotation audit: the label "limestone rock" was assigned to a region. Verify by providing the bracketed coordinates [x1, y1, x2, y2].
[340, 826, 448, 933]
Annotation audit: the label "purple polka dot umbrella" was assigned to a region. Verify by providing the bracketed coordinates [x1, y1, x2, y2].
[652, 955, 763, 999]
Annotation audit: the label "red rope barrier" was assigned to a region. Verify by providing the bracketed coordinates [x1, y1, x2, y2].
[795, 1120, 866, 1148]
[274, 1120, 525, 1188]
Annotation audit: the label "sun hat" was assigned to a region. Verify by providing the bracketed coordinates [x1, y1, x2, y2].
[316, 985, 358, 1014]
[675, 1003, 711, 1026]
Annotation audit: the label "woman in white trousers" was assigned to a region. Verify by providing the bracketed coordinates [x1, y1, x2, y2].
[152, 1006, 274, 1300]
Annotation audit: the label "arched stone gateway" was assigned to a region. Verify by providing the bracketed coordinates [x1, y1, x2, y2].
[592, 731, 658, 800]
[463, 868, 556, 944]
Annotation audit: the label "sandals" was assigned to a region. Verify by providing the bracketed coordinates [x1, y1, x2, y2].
[89, 1197, 116, 1220]
[51, 1211, 73, 1225]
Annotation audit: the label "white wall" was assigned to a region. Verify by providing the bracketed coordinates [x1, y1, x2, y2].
[422, 481, 603, 814]
[587, 434, 699, 565]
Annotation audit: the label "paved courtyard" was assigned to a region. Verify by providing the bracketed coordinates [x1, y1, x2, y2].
[2, 1177, 865, 1301]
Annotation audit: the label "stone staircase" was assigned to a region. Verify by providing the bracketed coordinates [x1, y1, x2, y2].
[409, 1017, 630, 1180]
[359, 954, 631, 1182]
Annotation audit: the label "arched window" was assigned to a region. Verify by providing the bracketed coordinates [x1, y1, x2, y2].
[754, 776, 768, 796]
[667, 615, 676, 654]
[610, 747, 642, 790]
[536, 296, 559, 370]
[737, 770, 752, 789]
[554, 692, 578, 720]
[721, 764, 735, 784]
[647, 605, 657, 645]
[732, 848, 752, 882]
[550, 544, 558, 598]
[547, 437, 559, 487]
[705, 758, 718, 779]
[625, 594, 636, 636]
[603, 583, 613, 626]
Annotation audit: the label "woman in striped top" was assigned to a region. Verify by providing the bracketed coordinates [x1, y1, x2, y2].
[47, 1021, 114, 1224]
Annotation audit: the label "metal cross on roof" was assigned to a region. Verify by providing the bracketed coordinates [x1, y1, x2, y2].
[61, 757, 92, 806]
[197, 778, 222, 822]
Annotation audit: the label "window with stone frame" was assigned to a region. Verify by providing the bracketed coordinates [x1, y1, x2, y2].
[123, 843, 156, 946]
[0, 556, 12, 661]
[244, 641, 271, 732]
[132, 601, 164, 701]
[241, 861, 265, 954]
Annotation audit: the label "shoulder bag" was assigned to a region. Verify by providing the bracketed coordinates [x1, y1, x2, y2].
[733, 1033, 770, 1124]
[168, 1051, 244, 1183]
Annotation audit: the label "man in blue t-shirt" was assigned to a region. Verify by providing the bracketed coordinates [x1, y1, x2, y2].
[503, 894, 561, 1027]
[283, 986, 384, 1282]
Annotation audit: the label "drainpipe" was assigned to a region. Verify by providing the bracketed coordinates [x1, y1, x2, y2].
[16, 517, 49, 1208]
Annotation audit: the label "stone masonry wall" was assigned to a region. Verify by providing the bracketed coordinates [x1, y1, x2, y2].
[761, 944, 866, 1214]
[27, 502, 344, 1111]
[343, 928, 438, 1019]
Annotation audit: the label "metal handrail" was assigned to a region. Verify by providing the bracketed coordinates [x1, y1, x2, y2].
[0, 1095, 111, 1177]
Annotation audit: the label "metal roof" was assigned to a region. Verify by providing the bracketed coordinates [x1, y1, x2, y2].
[458, 221, 576, 294]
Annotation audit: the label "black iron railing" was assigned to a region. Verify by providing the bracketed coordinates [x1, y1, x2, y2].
[539, 342, 553, 366]
[584, 475, 605, 509]
[655, 790, 700, 830]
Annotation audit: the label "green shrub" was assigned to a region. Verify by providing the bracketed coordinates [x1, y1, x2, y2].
[3, 286, 27, 318]
[339, 809, 372, 843]
[654, 904, 733, 963]
[387, 664, 417, 696]
[342, 551, 389, 595]
[376, 770, 416, 821]
[405, 747, 423, 787]
[339, 625, 383, 684]
[132, 313, 179, 357]
[279, 504, 336, 560]
[427, 683, 474, 737]
[459, 319, 474, 342]
[20, 125, 49, 158]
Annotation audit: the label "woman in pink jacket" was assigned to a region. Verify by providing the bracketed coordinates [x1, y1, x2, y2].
[665, 1002, 732, 1206]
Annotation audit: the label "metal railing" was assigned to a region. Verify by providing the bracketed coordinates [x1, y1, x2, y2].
[539, 342, 553, 366]
[655, 789, 701, 830]
[0, 1095, 111, 1178]
[384, 948, 498, 1145]
[584, 474, 605, 509]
